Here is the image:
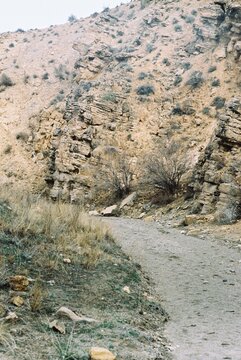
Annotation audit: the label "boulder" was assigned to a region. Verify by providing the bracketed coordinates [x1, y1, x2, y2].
[89, 347, 116, 360]
[120, 192, 137, 209]
[101, 205, 118, 216]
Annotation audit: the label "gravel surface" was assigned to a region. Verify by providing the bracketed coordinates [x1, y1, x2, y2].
[104, 217, 241, 360]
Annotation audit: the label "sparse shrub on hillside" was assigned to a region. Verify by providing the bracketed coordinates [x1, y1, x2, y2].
[23, 74, 30, 84]
[186, 71, 204, 89]
[211, 96, 226, 109]
[184, 15, 195, 23]
[9, 43, 14, 48]
[211, 78, 220, 87]
[42, 72, 49, 80]
[143, 141, 188, 200]
[68, 14, 77, 23]
[101, 91, 117, 103]
[54, 64, 69, 81]
[202, 107, 210, 115]
[117, 30, 124, 36]
[50, 93, 65, 106]
[174, 24, 182, 32]
[138, 72, 148, 80]
[16, 28, 25, 33]
[174, 75, 183, 86]
[136, 85, 155, 96]
[140, 0, 151, 9]
[146, 43, 155, 53]
[182, 62, 192, 70]
[3, 145, 12, 155]
[16, 132, 29, 142]
[162, 57, 170, 66]
[0, 73, 14, 87]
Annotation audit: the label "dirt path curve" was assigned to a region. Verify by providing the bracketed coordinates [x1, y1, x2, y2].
[103, 217, 241, 360]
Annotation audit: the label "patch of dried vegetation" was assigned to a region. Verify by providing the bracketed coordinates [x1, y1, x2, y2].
[0, 189, 169, 359]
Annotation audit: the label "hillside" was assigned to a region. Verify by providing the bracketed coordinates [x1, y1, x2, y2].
[0, 0, 241, 222]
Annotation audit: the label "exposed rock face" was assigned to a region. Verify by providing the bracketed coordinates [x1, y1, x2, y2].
[1, 0, 241, 212]
[191, 97, 241, 223]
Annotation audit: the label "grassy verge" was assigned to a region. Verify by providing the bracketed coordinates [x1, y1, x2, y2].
[0, 192, 169, 359]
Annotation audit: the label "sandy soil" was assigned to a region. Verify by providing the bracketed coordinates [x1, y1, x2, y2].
[104, 217, 241, 360]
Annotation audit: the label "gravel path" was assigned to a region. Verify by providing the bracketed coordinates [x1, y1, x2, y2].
[104, 217, 241, 360]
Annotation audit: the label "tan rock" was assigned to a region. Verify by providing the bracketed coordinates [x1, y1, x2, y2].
[10, 296, 24, 307]
[9, 276, 29, 291]
[89, 347, 116, 360]
[120, 192, 137, 209]
[5, 312, 18, 321]
[49, 320, 66, 334]
[56, 306, 97, 323]
[101, 205, 118, 216]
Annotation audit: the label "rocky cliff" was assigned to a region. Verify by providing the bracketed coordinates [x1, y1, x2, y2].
[0, 0, 241, 217]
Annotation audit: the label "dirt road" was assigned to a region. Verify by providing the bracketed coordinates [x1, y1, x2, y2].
[104, 217, 241, 360]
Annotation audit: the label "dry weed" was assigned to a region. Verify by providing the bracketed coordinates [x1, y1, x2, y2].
[30, 278, 46, 312]
[0, 322, 16, 352]
[0, 188, 112, 268]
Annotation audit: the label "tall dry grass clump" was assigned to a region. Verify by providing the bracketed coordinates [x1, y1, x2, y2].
[0, 189, 112, 268]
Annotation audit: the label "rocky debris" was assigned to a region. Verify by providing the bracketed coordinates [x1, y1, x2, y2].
[123, 285, 131, 294]
[120, 192, 137, 209]
[49, 320, 66, 334]
[184, 214, 215, 226]
[56, 306, 98, 323]
[5, 311, 18, 321]
[89, 347, 116, 360]
[101, 205, 118, 216]
[9, 276, 29, 291]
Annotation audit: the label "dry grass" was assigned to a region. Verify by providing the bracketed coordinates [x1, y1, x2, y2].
[0, 322, 15, 352]
[0, 189, 112, 269]
[29, 278, 46, 312]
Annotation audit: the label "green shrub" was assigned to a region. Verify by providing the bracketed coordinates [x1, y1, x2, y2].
[0, 73, 14, 87]
[211, 78, 220, 87]
[138, 72, 148, 80]
[211, 96, 225, 109]
[54, 64, 69, 81]
[42, 72, 49, 80]
[136, 85, 155, 96]
[101, 91, 117, 103]
[162, 57, 170, 66]
[202, 107, 210, 115]
[174, 75, 183, 86]
[186, 71, 204, 89]
[68, 14, 77, 23]
[146, 43, 155, 53]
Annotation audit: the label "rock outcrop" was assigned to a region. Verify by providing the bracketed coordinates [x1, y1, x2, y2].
[191, 97, 241, 223]
[1, 0, 241, 213]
